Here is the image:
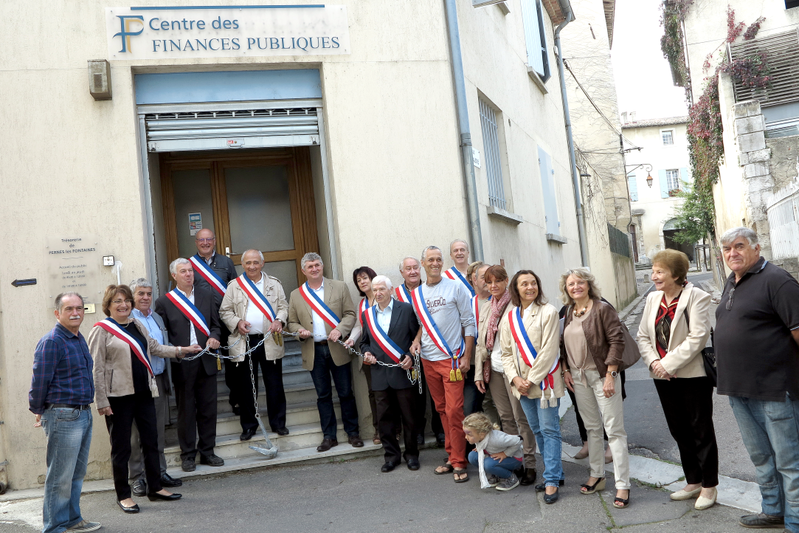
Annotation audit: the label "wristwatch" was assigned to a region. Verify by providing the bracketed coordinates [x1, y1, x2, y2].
[608, 370, 618, 378]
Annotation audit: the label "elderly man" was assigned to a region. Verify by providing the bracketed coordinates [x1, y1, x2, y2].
[410, 246, 475, 482]
[29, 293, 100, 533]
[155, 258, 223, 472]
[716, 227, 799, 532]
[127, 278, 183, 497]
[220, 250, 290, 441]
[287, 252, 362, 452]
[445, 239, 475, 297]
[361, 275, 421, 472]
[396, 256, 445, 447]
[189, 229, 240, 415]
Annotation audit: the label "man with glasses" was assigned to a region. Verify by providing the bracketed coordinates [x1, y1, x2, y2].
[29, 293, 101, 533]
[190, 229, 239, 415]
[716, 227, 799, 532]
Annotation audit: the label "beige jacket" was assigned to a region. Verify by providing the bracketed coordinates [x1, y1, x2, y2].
[219, 272, 289, 362]
[474, 298, 507, 373]
[500, 302, 564, 406]
[638, 282, 712, 379]
[88, 319, 179, 410]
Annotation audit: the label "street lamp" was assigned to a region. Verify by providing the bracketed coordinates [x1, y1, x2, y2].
[625, 163, 654, 187]
[646, 173, 654, 188]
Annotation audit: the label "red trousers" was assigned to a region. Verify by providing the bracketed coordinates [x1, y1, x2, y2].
[422, 358, 466, 468]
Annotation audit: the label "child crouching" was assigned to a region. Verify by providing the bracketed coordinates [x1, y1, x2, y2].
[464, 412, 524, 491]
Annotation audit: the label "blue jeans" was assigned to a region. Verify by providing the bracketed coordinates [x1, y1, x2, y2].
[309, 344, 359, 439]
[519, 396, 563, 487]
[41, 408, 92, 533]
[730, 395, 799, 533]
[468, 450, 522, 479]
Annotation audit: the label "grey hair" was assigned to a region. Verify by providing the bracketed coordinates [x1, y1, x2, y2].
[241, 249, 265, 262]
[55, 292, 84, 310]
[720, 227, 759, 249]
[301, 252, 324, 270]
[130, 278, 152, 294]
[399, 256, 420, 271]
[450, 239, 470, 253]
[421, 246, 442, 261]
[559, 267, 602, 305]
[371, 275, 394, 292]
[169, 258, 190, 276]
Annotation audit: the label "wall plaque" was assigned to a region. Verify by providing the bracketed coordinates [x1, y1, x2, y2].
[46, 237, 103, 305]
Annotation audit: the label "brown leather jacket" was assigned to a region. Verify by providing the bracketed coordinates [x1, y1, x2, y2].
[560, 299, 624, 375]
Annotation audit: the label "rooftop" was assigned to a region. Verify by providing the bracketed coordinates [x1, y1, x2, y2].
[621, 115, 690, 129]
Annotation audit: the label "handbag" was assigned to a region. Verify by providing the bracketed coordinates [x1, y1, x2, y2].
[618, 321, 641, 372]
[682, 310, 717, 386]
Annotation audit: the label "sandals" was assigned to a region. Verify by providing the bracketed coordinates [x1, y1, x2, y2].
[453, 468, 469, 483]
[613, 489, 631, 509]
[434, 463, 454, 475]
[580, 477, 606, 494]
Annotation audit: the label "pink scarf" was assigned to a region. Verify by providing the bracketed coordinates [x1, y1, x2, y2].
[486, 289, 511, 352]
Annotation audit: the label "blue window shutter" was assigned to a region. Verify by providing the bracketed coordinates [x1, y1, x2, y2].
[521, 0, 545, 77]
[680, 167, 691, 192]
[538, 147, 559, 235]
[628, 174, 639, 202]
[659, 169, 669, 198]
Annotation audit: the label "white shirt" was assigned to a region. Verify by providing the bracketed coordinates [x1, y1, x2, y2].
[375, 299, 394, 333]
[243, 273, 266, 335]
[179, 286, 198, 345]
[310, 282, 327, 340]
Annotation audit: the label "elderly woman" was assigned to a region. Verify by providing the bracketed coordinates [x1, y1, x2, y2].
[560, 268, 631, 509]
[350, 266, 381, 444]
[637, 250, 717, 510]
[474, 265, 537, 487]
[89, 285, 200, 513]
[500, 270, 564, 503]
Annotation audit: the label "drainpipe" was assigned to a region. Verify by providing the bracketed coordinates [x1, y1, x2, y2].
[443, 0, 484, 262]
[554, 2, 589, 267]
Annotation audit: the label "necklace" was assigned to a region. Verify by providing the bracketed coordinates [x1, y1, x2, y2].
[574, 305, 589, 317]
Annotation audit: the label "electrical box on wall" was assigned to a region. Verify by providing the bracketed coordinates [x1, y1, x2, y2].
[103, 255, 115, 266]
[88, 60, 112, 100]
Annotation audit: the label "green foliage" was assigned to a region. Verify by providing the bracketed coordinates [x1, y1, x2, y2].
[672, 178, 716, 244]
[659, 0, 694, 88]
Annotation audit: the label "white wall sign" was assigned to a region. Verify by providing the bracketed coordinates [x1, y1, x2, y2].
[106, 5, 350, 60]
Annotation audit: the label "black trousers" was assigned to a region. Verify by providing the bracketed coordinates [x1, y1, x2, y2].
[224, 358, 239, 409]
[375, 387, 418, 463]
[655, 376, 719, 487]
[414, 361, 444, 439]
[173, 360, 217, 460]
[462, 364, 485, 417]
[106, 393, 162, 500]
[235, 338, 287, 432]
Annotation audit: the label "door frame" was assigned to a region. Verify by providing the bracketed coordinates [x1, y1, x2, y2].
[159, 147, 319, 285]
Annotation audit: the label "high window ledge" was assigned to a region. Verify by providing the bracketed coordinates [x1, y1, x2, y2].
[527, 67, 548, 94]
[487, 205, 523, 225]
[546, 233, 567, 244]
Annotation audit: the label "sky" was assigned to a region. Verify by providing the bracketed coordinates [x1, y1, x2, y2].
[611, 0, 689, 121]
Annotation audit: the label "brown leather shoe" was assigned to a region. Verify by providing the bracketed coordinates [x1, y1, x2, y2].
[317, 438, 338, 452]
[348, 435, 364, 448]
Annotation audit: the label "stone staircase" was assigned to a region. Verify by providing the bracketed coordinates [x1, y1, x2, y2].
[161, 338, 382, 475]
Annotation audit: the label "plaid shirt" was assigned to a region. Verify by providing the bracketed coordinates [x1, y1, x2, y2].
[29, 323, 95, 415]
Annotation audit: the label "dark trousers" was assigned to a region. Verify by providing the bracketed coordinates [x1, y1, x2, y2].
[570, 370, 626, 442]
[463, 365, 485, 417]
[375, 387, 418, 463]
[655, 376, 719, 487]
[361, 365, 380, 434]
[236, 337, 287, 432]
[309, 344, 359, 439]
[173, 361, 218, 460]
[224, 358, 239, 409]
[106, 393, 162, 500]
[414, 361, 444, 438]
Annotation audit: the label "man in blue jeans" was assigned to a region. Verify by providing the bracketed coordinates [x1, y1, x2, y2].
[29, 293, 100, 533]
[716, 227, 799, 532]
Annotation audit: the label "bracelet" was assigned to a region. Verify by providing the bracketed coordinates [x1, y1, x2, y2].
[563, 369, 571, 373]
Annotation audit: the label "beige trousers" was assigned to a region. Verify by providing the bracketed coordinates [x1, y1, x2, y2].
[572, 368, 630, 489]
[488, 371, 537, 469]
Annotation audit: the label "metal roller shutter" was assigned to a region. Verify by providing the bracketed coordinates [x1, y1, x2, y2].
[144, 107, 319, 152]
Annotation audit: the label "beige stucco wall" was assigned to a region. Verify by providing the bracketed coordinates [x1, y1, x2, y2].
[1, 0, 580, 490]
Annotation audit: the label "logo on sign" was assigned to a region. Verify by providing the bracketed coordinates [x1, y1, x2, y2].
[113, 15, 144, 53]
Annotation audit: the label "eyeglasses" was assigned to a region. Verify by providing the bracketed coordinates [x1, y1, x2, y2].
[112, 299, 132, 305]
[63, 306, 85, 312]
[196, 238, 215, 243]
[726, 287, 735, 311]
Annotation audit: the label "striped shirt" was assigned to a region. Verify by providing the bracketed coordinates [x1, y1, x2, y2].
[29, 323, 95, 415]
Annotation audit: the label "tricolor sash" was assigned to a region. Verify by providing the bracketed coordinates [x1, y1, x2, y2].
[189, 254, 227, 297]
[357, 297, 369, 327]
[364, 304, 405, 364]
[95, 318, 153, 376]
[472, 296, 480, 326]
[508, 307, 559, 390]
[299, 282, 340, 329]
[166, 289, 211, 337]
[411, 284, 465, 379]
[444, 266, 476, 297]
[236, 274, 276, 323]
[394, 285, 412, 304]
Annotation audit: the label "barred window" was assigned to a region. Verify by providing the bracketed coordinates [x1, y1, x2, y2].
[479, 98, 507, 210]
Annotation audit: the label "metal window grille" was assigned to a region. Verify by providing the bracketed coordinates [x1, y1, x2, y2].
[479, 99, 506, 210]
[666, 169, 680, 191]
[607, 224, 631, 258]
[662, 130, 674, 145]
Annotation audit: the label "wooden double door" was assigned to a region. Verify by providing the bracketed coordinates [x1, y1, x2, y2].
[160, 147, 318, 294]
